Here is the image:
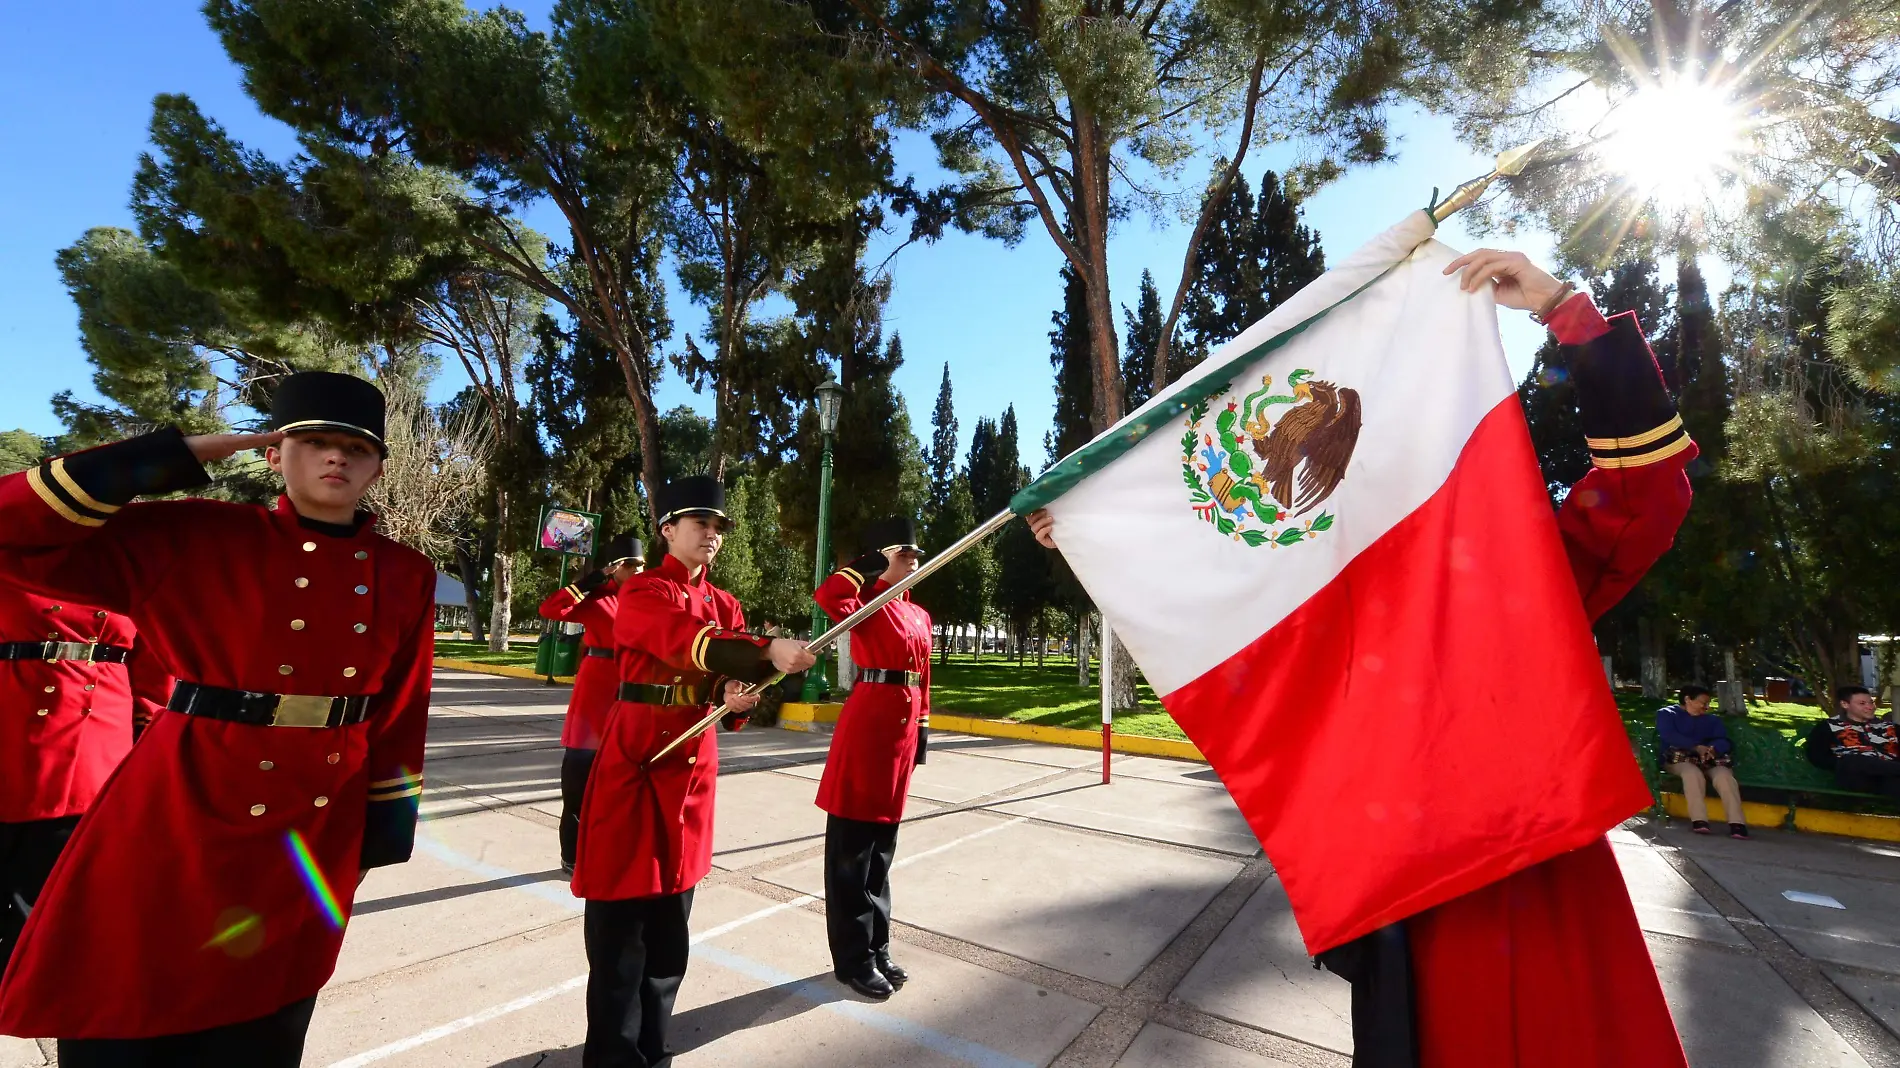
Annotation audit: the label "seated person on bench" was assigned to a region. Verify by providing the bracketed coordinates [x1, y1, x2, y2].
[1805, 685, 1900, 799]
[1657, 686, 1748, 839]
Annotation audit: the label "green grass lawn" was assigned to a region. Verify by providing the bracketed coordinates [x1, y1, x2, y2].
[436, 638, 538, 668]
[435, 639, 1844, 756]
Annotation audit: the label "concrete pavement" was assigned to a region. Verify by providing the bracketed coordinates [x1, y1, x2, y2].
[12, 667, 1900, 1067]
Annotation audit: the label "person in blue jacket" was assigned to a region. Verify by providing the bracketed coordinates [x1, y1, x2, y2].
[1657, 686, 1749, 839]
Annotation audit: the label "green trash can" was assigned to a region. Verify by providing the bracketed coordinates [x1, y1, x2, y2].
[533, 630, 559, 676]
[550, 630, 583, 677]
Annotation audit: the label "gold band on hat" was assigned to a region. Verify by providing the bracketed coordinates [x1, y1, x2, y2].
[277, 419, 388, 449]
[657, 507, 730, 527]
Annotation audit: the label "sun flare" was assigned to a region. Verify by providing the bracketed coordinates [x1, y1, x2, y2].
[1597, 78, 1749, 210]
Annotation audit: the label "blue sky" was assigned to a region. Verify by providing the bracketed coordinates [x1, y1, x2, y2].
[0, 1, 1557, 468]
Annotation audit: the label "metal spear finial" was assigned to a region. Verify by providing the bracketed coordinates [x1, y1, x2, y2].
[1430, 138, 1546, 223]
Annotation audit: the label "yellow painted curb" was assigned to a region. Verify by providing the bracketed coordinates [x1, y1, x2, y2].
[782, 704, 1203, 761]
[1661, 792, 1900, 843]
[434, 658, 574, 686]
[779, 702, 841, 731]
[1793, 807, 1900, 843]
[1659, 793, 1786, 828]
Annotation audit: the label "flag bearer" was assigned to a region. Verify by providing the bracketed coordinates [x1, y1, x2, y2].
[0, 371, 436, 1067]
[572, 476, 815, 1068]
[0, 583, 171, 972]
[1314, 250, 1699, 1068]
[538, 533, 646, 874]
[813, 516, 933, 1000]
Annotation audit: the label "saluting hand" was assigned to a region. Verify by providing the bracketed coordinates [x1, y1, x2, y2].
[1442, 249, 1565, 313]
[183, 431, 285, 464]
[768, 638, 817, 674]
[1027, 509, 1057, 550]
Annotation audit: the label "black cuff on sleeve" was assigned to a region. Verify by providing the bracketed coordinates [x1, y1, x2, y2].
[914, 724, 929, 766]
[1559, 317, 1691, 470]
[840, 552, 887, 588]
[703, 638, 775, 684]
[56, 428, 212, 509]
[360, 794, 421, 869]
[575, 569, 610, 594]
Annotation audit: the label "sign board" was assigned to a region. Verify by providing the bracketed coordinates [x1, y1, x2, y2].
[537, 505, 602, 558]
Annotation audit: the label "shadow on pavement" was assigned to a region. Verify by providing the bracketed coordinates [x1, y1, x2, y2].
[354, 868, 571, 917]
[672, 973, 848, 1053]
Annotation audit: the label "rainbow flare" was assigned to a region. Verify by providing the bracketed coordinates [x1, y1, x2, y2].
[286, 829, 347, 931]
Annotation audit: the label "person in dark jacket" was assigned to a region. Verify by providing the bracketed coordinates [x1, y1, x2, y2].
[1805, 686, 1900, 798]
[1656, 686, 1747, 839]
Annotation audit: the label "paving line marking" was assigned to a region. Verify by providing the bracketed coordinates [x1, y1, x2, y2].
[1637, 901, 1900, 952]
[328, 819, 1030, 1067]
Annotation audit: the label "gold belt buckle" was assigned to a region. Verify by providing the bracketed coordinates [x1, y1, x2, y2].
[43, 641, 88, 663]
[271, 695, 336, 728]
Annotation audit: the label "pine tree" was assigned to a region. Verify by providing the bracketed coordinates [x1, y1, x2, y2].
[1174, 170, 1325, 385]
[1121, 271, 1164, 411]
[965, 416, 1006, 520]
[926, 362, 959, 518]
[1258, 170, 1326, 310]
[1050, 263, 1095, 465]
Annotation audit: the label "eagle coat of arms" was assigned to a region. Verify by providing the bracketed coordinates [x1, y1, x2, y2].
[1181, 369, 1363, 547]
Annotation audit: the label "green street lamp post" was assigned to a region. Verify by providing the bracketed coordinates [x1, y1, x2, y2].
[801, 375, 847, 702]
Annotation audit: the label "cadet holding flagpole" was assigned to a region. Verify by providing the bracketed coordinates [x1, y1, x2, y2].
[0, 372, 436, 1065]
[571, 476, 815, 1068]
[813, 517, 934, 1000]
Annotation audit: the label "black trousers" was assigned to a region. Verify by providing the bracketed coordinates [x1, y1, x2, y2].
[824, 815, 899, 974]
[584, 890, 694, 1068]
[0, 816, 80, 973]
[1836, 754, 1900, 799]
[1314, 922, 1417, 1068]
[561, 747, 599, 868]
[57, 997, 317, 1067]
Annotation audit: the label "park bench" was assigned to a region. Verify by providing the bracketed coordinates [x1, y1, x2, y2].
[1648, 718, 1890, 828]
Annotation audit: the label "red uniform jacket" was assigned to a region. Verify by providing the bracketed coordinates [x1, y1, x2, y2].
[1407, 296, 1696, 1068]
[0, 431, 435, 1040]
[571, 554, 771, 901]
[0, 583, 171, 822]
[537, 579, 621, 750]
[814, 567, 932, 823]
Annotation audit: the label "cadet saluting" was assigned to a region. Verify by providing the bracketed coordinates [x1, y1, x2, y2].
[814, 517, 934, 1000]
[0, 372, 435, 1066]
[538, 534, 646, 875]
[0, 582, 171, 972]
[572, 475, 815, 1067]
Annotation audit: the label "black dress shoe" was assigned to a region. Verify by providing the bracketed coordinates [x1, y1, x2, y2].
[874, 951, 908, 988]
[836, 966, 894, 1000]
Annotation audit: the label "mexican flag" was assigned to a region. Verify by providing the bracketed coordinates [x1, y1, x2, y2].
[1015, 210, 1648, 954]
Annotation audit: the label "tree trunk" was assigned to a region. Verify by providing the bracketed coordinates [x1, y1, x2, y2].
[1073, 110, 1124, 434]
[1106, 620, 1139, 712]
[1036, 615, 1046, 669]
[1639, 618, 1666, 698]
[456, 547, 486, 644]
[488, 550, 513, 652]
[486, 491, 513, 652]
[1077, 614, 1092, 686]
[837, 632, 855, 694]
[1717, 649, 1746, 715]
[972, 626, 981, 661]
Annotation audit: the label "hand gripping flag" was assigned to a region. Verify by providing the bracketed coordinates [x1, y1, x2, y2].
[1013, 210, 1650, 954]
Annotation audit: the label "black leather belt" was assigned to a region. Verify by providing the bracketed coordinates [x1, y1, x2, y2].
[0, 640, 132, 664]
[858, 668, 923, 687]
[168, 680, 373, 729]
[585, 647, 615, 659]
[617, 682, 707, 706]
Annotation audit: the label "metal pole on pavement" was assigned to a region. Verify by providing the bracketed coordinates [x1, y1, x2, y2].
[801, 376, 846, 703]
[1100, 620, 1113, 785]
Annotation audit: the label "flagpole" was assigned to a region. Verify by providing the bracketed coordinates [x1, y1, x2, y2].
[647, 509, 1018, 767]
[1100, 622, 1113, 785]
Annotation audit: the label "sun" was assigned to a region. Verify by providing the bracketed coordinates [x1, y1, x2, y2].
[1596, 77, 1749, 211]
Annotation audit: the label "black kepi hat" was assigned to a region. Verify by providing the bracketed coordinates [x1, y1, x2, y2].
[600, 533, 645, 568]
[655, 476, 729, 528]
[271, 372, 388, 456]
[860, 515, 923, 555]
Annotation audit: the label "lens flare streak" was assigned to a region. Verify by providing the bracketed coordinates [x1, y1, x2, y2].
[287, 829, 347, 931]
